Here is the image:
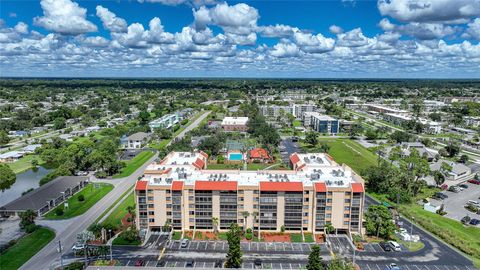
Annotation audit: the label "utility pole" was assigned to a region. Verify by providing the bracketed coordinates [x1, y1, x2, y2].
[110, 244, 113, 262]
[84, 243, 88, 268]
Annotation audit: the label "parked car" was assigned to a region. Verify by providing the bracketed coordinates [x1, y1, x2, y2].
[71, 243, 85, 251]
[461, 216, 471, 224]
[185, 260, 195, 267]
[379, 241, 392, 252]
[254, 259, 262, 268]
[388, 241, 402, 251]
[434, 192, 448, 200]
[468, 179, 480, 185]
[470, 219, 480, 226]
[440, 184, 448, 190]
[214, 260, 223, 268]
[134, 260, 144, 267]
[467, 200, 479, 206]
[387, 263, 401, 270]
[448, 186, 461, 193]
[181, 239, 190, 248]
[459, 184, 469, 189]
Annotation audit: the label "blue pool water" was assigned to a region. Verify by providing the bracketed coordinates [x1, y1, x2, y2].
[229, 153, 243, 161]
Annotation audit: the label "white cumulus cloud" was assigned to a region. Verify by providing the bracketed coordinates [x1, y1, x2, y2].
[96, 6, 128, 33]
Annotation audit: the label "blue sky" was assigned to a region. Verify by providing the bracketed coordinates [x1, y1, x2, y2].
[0, 0, 479, 78]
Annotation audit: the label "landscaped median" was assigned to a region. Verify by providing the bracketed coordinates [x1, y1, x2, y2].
[0, 227, 55, 270]
[113, 150, 155, 179]
[44, 182, 113, 219]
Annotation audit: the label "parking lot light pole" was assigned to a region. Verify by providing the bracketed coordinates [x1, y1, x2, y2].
[410, 217, 414, 249]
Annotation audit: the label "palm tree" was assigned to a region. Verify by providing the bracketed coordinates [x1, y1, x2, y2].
[241, 211, 250, 231]
[212, 217, 219, 234]
[252, 211, 260, 240]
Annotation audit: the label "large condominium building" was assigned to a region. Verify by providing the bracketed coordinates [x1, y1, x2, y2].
[366, 104, 409, 116]
[292, 104, 317, 118]
[135, 151, 365, 235]
[303, 112, 339, 134]
[149, 113, 179, 132]
[260, 105, 293, 118]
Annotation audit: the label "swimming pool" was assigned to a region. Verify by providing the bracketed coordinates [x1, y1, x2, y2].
[228, 153, 243, 161]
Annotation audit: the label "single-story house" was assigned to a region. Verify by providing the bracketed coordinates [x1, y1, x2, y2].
[126, 132, 151, 149]
[249, 148, 273, 163]
[430, 159, 472, 181]
[22, 144, 42, 154]
[0, 151, 24, 163]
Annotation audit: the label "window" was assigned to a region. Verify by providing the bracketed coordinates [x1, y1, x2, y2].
[345, 198, 351, 203]
[326, 214, 331, 218]
[303, 212, 308, 217]
[304, 191, 309, 195]
[327, 199, 332, 203]
[326, 206, 332, 210]
[344, 214, 350, 218]
[189, 211, 195, 215]
[189, 204, 194, 208]
[148, 211, 154, 215]
[166, 197, 171, 201]
[166, 190, 171, 194]
[344, 206, 350, 211]
[189, 196, 194, 201]
[327, 191, 333, 196]
[345, 191, 350, 195]
[239, 197, 244, 202]
[189, 218, 194, 222]
[147, 190, 153, 194]
[304, 198, 309, 202]
[149, 218, 155, 222]
[166, 204, 172, 208]
[148, 204, 154, 208]
[167, 211, 172, 216]
[147, 196, 154, 201]
[344, 221, 349, 225]
[189, 189, 193, 194]
[303, 220, 308, 224]
[238, 219, 244, 223]
[238, 190, 244, 194]
[254, 190, 259, 194]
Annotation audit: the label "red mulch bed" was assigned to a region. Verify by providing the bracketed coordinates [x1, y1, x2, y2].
[261, 232, 290, 242]
[184, 230, 194, 239]
[202, 231, 218, 240]
[121, 213, 133, 228]
[315, 234, 325, 243]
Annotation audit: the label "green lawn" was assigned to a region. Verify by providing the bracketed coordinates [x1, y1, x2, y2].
[0, 227, 55, 270]
[290, 233, 303, 242]
[101, 191, 135, 228]
[113, 151, 155, 179]
[398, 239, 425, 252]
[399, 204, 480, 264]
[304, 139, 378, 175]
[172, 231, 182, 240]
[304, 233, 315, 243]
[44, 183, 113, 219]
[8, 155, 46, 174]
[112, 236, 141, 246]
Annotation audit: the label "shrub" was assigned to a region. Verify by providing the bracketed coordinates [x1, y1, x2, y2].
[55, 207, 64, 216]
[64, 261, 85, 270]
[180, 119, 189, 125]
[95, 171, 108, 178]
[24, 224, 39, 233]
[280, 225, 285, 233]
[78, 194, 85, 202]
[246, 228, 252, 234]
[245, 232, 253, 240]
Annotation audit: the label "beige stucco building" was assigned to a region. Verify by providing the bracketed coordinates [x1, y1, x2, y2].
[135, 151, 365, 235]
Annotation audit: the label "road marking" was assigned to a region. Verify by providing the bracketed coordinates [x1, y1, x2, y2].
[424, 265, 431, 270]
[126, 260, 130, 266]
[290, 263, 293, 269]
[204, 242, 208, 250]
[454, 266, 460, 270]
[213, 242, 217, 250]
[223, 242, 226, 250]
[434, 265, 441, 270]
[465, 266, 473, 270]
[414, 265, 421, 270]
[283, 243, 286, 251]
[404, 265, 411, 270]
[158, 247, 165, 260]
[375, 264, 381, 270]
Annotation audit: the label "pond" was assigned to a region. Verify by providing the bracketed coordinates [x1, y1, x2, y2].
[0, 166, 52, 207]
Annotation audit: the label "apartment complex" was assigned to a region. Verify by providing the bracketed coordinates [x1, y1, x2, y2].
[260, 105, 293, 118]
[135, 151, 365, 235]
[303, 112, 339, 134]
[293, 104, 317, 118]
[149, 113, 179, 132]
[221, 117, 249, 132]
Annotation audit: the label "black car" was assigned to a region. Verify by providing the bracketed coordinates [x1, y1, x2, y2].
[254, 259, 262, 268]
[461, 216, 471, 224]
[459, 184, 469, 189]
[470, 219, 480, 226]
[185, 260, 195, 267]
[379, 242, 392, 252]
[435, 192, 448, 200]
[214, 260, 223, 268]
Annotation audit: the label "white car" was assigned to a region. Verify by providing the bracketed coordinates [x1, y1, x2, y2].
[71, 243, 85, 251]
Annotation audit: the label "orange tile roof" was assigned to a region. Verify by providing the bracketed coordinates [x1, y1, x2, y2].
[259, 181, 303, 192]
[315, 182, 327, 192]
[290, 153, 300, 164]
[171, 181, 184, 191]
[200, 151, 209, 159]
[195, 180, 238, 191]
[351, 183, 364, 193]
[135, 180, 148, 191]
[193, 158, 205, 169]
[250, 148, 270, 159]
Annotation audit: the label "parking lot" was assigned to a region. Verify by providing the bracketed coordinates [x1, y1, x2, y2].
[328, 235, 355, 255]
[156, 260, 308, 269]
[357, 263, 477, 270]
[441, 181, 480, 222]
[361, 242, 406, 253]
[167, 240, 326, 254]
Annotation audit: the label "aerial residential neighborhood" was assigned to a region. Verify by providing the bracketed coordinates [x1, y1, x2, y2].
[0, 1, 480, 270]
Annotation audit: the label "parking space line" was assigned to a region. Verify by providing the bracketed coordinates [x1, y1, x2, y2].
[424, 265, 431, 270]
[454, 266, 460, 270]
[375, 264, 381, 270]
[290, 263, 293, 269]
[414, 265, 421, 270]
[366, 264, 372, 270]
[404, 265, 411, 270]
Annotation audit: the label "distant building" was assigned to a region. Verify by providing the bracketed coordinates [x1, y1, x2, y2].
[260, 105, 293, 118]
[464, 116, 480, 127]
[221, 117, 249, 132]
[149, 113, 180, 131]
[303, 112, 339, 134]
[126, 132, 150, 149]
[366, 104, 409, 116]
[430, 160, 472, 181]
[0, 151, 24, 163]
[292, 104, 317, 118]
[22, 144, 42, 154]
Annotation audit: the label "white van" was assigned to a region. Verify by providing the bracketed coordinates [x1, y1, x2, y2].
[388, 241, 401, 251]
[467, 200, 479, 206]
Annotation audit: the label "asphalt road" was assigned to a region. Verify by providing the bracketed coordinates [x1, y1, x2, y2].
[167, 110, 211, 147]
[19, 152, 159, 270]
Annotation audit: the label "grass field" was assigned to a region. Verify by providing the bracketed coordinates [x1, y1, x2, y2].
[8, 155, 46, 174]
[101, 191, 135, 228]
[113, 151, 154, 179]
[172, 231, 182, 240]
[44, 183, 113, 219]
[0, 227, 55, 270]
[399, 204, 480, 265]
[290, 233, 303, 242]
[303, 139, 378, 175]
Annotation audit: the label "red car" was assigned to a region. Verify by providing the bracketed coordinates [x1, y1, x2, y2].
[440, 184, 449, 190]
[135, 260, 144, 267]
[468, 179, 480, 185]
